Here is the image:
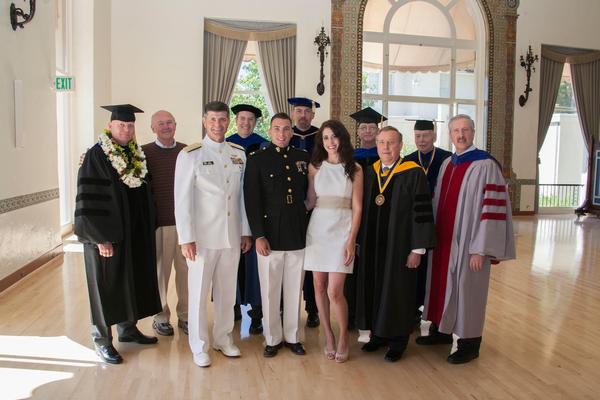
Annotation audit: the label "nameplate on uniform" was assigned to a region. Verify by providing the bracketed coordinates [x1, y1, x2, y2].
[203, 161, 214, 165]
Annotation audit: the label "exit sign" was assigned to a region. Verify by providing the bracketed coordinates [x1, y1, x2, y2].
[54, 76, 75, 91]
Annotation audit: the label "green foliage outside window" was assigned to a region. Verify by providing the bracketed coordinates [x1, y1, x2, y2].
[227, 60, 271, 139]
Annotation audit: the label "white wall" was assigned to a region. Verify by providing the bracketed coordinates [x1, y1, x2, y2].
[109, 0, 332, 146]
[513, 0, 600, 211]
[0, 0, 61, 280]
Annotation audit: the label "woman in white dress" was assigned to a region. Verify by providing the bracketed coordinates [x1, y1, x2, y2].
[304, 120, 363, 363]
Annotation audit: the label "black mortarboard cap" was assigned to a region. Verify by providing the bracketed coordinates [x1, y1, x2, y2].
[231, 104, 262, 118]
[101, 104, 144, 122]
[414, 120, 435, 130]
[349, 107, 387, 124]
[288, 97, 320, 108]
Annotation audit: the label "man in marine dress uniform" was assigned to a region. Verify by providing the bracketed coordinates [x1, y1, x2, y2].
[418, 114, 515, 364]
[175, 101, 252, 367]
[355, 126, 436, 362]
[244, 112, 310, 358]
[227, 103, 267, 334]
[403, 120, 451, 326]
[143, 110, 189, 337]
[288, 96, 320, 328]
[75, 104, 161, 364]
[346, 107, 386, 330]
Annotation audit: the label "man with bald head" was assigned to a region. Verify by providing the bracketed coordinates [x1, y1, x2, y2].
[142, 110, 189, 337]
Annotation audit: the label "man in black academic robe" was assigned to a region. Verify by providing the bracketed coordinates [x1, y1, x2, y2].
[403, 120, 451, 324]
[355, 126, 436, 362]
[346, 107, 386, 329]
[75, 104, 161, 364]
[288, 96, 320, 328]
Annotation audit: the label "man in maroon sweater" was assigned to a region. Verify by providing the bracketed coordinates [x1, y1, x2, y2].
[142, 110, 189, 336]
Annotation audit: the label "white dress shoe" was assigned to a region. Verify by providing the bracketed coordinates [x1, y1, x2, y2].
[193, 352, 211, 367]
[213, 343, 241, 357]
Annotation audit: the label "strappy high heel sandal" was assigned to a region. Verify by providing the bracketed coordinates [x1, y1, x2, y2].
[324, 346, 336, 360]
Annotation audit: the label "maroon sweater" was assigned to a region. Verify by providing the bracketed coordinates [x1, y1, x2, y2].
[142, 141, 186, 227]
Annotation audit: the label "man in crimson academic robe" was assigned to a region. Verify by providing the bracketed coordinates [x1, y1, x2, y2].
[418, 114, 515, 364]
[355, 126, 436, 362]
[75, 104, 161, 364]
[404, 120, 451, 325]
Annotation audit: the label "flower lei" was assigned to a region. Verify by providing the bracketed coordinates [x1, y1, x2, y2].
[98, 129, 148, 188]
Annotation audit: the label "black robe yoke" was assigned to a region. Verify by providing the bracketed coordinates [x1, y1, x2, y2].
[355, 162, 436, 337]
[75, 144, 161, 326]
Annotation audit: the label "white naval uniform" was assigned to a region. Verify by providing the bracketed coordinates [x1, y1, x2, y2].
[174, 136, 251, 355]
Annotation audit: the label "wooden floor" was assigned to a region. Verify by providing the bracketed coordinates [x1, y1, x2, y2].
[1, 214, 600, 399]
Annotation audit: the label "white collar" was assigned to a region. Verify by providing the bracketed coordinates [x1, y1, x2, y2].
[455, 144, 476, 156]
[203, 135, 226, 149]
[155, 139, 177, 149]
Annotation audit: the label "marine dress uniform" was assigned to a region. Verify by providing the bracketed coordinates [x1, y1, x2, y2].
[174, 136, 251, 363]
[244, 143, 310, 352]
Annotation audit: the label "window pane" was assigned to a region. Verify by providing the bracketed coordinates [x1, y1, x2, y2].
[456, 49, 476, 99]
[363, 42, 383, 95]
[457, 104, 476, 121]
[387, 102, 451, 154]
[390, 2, 451, 38]
[363, 0, 392, 32]
[388, 45, 451, 98]
[361, 99, 383, 114]
[449, 0, 476, 40]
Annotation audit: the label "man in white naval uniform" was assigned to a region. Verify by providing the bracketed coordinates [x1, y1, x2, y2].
[175, 101, 252, 367]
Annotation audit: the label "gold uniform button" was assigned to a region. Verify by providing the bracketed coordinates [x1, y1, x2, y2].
[287, 177, 291, 181]
[270, 174, 274, 178]
[283, 154, 288, 158]
[263, 214, 267, 218]
[288, 188, 292, 193]
[224, 164, 228, 168]
[285, 165, 290, 170]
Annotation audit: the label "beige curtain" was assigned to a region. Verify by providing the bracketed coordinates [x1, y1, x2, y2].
[570, 59, 600, 152]
[536, 55, 565, 152]
[258, 36, 296, 114]
[203, 31, 247, 104]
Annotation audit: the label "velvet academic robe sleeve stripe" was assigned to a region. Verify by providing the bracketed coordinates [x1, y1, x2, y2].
[74, 145, 124, 244]
[468, 159, 516, 261]
[410, 169, 436, 249]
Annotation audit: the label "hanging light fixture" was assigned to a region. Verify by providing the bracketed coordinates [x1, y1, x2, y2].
[10, 0, 36, 31]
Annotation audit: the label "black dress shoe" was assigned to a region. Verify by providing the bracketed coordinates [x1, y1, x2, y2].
[118, 330, 158, 345]
[361, 340, 383, 352]
[285, 342, 306, 355]
[447, 337, 481, 364]
[263, 343, 283, 358]
[95, 344, 123, 364]
[384, 349, 405, 362]
[249, 318, 263, 335]
[306, 313, 320, 328]
[415, 332, 453, 346]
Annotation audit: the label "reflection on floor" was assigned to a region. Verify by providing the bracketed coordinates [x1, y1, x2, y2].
[1, 214, 599, 399]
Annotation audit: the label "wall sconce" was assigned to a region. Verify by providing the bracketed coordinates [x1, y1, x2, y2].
[518, 45, 539, 107]
[314, 26, 331, 96]
[10, 0, 36, 31]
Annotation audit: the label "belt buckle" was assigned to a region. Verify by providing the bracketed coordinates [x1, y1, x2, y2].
[286, 194, 293, 204]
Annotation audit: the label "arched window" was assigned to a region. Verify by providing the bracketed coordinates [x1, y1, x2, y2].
[362, 0, 486, 153]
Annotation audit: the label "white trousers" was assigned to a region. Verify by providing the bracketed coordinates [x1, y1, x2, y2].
[187, 247, 240, 354]
[154, 226, 188, 323]
[257, 249, 305, 346]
